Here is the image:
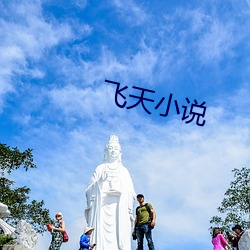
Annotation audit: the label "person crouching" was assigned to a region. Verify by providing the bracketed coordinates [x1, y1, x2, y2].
[79, 227, 96, 250]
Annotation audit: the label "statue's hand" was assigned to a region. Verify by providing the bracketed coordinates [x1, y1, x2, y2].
[86, 195, 95, 209]
[101, 171, 108, 181]
[129, 213, 135, 222]
[88, 201, 93, 208]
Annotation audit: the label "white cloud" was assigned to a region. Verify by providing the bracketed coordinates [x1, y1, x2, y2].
[48, 84, 120, 120]
[188, 8, 210, 33]
[81, 45, 158, 86]
[196, 20, 235, 63]
[0, 2, 73, 58]
[112, 0, 148, 26]
[80, 48, 128, 85]
[127, 42, 158, 84]
[48, 44, 159, 88]
[0, 1, 74, 110]
[73, 0, 87, 9]
[158, 7, 241, 67]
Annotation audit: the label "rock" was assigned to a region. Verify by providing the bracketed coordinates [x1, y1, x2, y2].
[2, 245, 26, 250]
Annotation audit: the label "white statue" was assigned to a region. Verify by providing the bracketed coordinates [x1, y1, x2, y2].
[85, 135, 136, 250]
[13, 220, 38, 250]
[0, 202, 15, 235]
[0, 203, 37, 250]
[239, 229, 250, 250]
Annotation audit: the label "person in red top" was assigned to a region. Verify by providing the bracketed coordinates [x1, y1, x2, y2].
[212, 227, 232, 250]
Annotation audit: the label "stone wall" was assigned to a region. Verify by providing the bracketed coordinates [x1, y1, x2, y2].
[2, 245, 26, 250]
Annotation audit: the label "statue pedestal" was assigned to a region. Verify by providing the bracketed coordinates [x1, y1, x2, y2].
[2, 245, 26, 250]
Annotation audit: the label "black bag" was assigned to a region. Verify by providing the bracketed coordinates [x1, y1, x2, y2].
[136, 203, 154, 229]
[132, 231, 137, 240]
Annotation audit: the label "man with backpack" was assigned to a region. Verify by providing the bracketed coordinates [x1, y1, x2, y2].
[132, 194, 156, 250]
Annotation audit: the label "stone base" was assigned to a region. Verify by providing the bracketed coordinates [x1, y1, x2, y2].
[2, 245, 26, 250]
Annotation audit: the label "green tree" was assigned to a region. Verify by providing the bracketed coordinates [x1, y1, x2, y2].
[0, 143, 52, 233]
[210, 167, 250, 232]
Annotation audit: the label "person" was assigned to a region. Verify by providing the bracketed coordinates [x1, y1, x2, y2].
[230, 225, 244, 250]
[79, 227, 96, 250]
[85, 135, 136, 250]
[211, 227, 232, 250]
[226, 231, 238, 249]
[133, 194, 156, 250]
[48, 212, 66, 250]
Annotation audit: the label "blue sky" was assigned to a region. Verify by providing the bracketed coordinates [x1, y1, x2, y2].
[1, 0, 250, 249]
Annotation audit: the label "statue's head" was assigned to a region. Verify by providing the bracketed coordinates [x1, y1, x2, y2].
[0, 202, 10, 218]
[104, 135, 122, 163]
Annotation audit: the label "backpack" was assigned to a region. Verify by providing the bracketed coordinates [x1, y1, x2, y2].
[136, 203, 154, 229]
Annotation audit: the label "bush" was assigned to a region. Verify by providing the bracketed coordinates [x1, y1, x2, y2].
[0, 234, 14, 247]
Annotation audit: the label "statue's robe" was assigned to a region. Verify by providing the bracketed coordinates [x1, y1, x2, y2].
[239, 229, 250, 250]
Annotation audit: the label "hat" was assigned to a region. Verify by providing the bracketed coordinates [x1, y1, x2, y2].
[232, 225, 243, 231]
[55, 212, 63, 218]
[84, 227, 95, 234]
[136, 194, 144, 198]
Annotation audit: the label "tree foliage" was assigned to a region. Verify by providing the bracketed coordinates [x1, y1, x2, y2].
[0, 144, 36, 175]
[210, 167, 250, 232]
[0, 143, 52, 233]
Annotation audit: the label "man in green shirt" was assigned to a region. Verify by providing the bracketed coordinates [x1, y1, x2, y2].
[133, 194, 156, 250]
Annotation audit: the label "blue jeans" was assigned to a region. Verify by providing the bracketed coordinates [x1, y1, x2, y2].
[136, 223, 155, 250]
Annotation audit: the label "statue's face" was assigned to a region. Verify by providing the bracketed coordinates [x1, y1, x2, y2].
[107, 142, 121, 160]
